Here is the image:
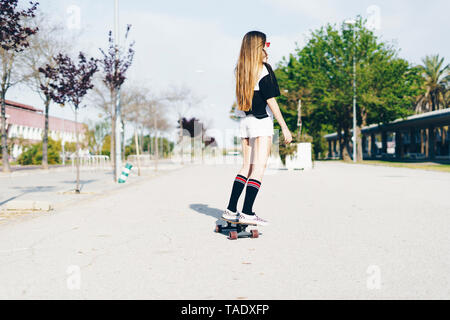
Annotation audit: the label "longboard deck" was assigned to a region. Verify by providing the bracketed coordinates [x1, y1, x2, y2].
[221, 217, 257, 226]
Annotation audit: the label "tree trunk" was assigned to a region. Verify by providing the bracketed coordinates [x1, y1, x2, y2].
[420, 129, 424, 154]
[110, 89, 116, 181]
[121, 119, 125, 162]
[1, 91, 11, 172]
[139, 128, 144, 155]
[442, 127, 446, 146]
[75, 107, 80, 193]
[42, 96, 51, 170]
[337, 129, 343, 160]
[356, 125, 363, 162]
[179, 117, 184, 165]
[356, 110, 368, 162]
[342, 129, 352, 162]
[134, 129, 141, 176]
[154, 117, 158, 172]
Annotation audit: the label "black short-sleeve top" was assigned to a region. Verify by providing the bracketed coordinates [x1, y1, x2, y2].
[236, 62, 281, 119]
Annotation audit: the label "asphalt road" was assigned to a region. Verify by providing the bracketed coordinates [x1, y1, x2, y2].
[0, 161, 449, 299]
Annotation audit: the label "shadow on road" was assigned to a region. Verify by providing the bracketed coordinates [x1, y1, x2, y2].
[190, 204, 232, 238]
[11, 186, 56, 192]
[61, 179, 97, 185]
[189, 203, 226, 229]
[189, 203, 223, 220]
[0, 186, 57, 206]
[0, 195, 22, 206]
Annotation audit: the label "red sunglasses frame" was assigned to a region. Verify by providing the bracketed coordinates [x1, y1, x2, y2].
[265, 42, 271, 48]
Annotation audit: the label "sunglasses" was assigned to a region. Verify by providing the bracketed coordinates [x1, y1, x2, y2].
[266, 42, 270, 48]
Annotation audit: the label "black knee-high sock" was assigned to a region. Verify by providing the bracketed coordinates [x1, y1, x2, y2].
[241, 179, 261, 215]
[226, 174, 248, 212]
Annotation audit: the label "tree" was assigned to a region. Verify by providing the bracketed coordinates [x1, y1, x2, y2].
[416, 54, 449, 113]
[117, 85, 151, 161]
[17, 137, 61, 165]
[39, 52, 98, 192]
[141, 93, 171, 170]
[164, 84, 202, 163]
[22, 12, 73, 169]
[86, 119, 110, 155]
[275, 16, 424, 161]
[0, 0, 38, 172]
[98, 25, 135, 181]
[176, 116, 217, 163]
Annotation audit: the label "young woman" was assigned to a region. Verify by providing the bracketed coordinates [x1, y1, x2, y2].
[222, 31, 293, 226]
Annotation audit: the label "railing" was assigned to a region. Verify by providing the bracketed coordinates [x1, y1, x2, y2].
[127, 154, 159, 166]
[70, 155, 111, 171]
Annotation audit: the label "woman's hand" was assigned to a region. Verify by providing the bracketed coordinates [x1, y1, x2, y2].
[282, 126, 293, 144]
[266, 98, 293, 145]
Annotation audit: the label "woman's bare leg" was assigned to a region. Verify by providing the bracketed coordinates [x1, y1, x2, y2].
[248, 136, 272, 181]
[238, 138, 252, 178]
[239, 136, 272, 223]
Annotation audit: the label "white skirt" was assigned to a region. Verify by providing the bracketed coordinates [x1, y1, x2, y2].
[239, 114, 274, 138]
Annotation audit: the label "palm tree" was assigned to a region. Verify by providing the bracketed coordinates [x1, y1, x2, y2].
[416, 54, 449, 113]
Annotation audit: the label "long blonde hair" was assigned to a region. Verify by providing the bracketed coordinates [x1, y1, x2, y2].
[235, 31, 267, 112]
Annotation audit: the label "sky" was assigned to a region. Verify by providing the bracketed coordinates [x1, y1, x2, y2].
[7, 0, 450, 148]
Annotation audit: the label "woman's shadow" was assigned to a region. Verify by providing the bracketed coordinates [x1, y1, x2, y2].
[189, 203, 223, 226]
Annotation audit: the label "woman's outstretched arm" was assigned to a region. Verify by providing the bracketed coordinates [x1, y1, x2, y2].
[267, 97, 293, 144]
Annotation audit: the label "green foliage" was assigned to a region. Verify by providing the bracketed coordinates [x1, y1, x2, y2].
[64, 141, 77, 153]
[17, 138, 61, 165]
[0, 143, 12, 160]
[416, 54, 449, 112]
[125, 134, 174, 158]
[125, 145, 134, 158]
[101, 135, 111, 157]
[229, 102, 240, 122]
[275, 16, 425, 160]
[86, 119, 111, 155]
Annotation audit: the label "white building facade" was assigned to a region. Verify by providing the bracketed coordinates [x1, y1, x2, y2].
[3, 100, 86, 159]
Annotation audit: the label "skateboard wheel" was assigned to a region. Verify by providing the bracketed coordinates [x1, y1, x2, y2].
[228, 231, 238, 240]
[215, 225, 222, 233]
[251, 230, 259, 238]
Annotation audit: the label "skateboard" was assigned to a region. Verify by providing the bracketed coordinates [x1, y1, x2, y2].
[215, 217, 260, 240]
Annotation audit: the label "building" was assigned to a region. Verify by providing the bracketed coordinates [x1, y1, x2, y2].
[2, 100, 86, 159]
[324, 108, 450, 161]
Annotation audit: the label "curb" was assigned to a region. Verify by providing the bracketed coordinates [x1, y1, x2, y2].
[2, 200, 53, 212]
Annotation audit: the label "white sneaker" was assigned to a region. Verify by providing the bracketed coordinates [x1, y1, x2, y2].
[222, 208, 239, 221]
[239, 212, 269, 226]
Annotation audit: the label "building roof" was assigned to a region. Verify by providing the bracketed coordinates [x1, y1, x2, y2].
[324, 108, 450, 140]
[4, 99, 42, 113]
[4, 99, 85, 133]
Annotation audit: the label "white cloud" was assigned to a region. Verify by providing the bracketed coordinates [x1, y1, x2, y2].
[263, 0, 344, 24]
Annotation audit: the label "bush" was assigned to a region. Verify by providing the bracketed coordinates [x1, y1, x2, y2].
[17, 138, 61, 165]
[101, 135, 111, 157]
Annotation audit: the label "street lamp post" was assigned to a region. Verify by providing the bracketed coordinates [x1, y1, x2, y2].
[297, 99, 302, 141]
[345, 19, 357, 162]
[114, 0, 122, 181]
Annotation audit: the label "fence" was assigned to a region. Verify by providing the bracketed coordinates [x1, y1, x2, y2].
[70, 155, 111, 171]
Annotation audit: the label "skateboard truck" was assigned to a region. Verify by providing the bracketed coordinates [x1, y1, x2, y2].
[215, 218, 259, 240]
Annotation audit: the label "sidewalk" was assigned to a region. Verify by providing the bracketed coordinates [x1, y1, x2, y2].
[0, 162, 185, 224]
